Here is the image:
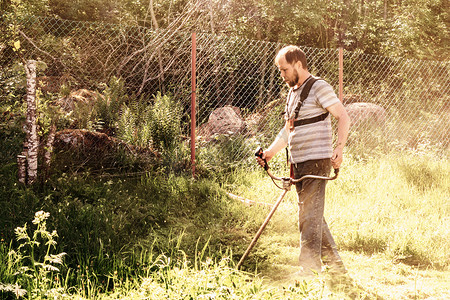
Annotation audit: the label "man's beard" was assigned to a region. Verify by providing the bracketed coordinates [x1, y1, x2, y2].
[287, 70, 299, 87]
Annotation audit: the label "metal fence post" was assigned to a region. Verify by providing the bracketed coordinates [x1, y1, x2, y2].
[191, 32, 197, 178]
[339, 46, 344, 102]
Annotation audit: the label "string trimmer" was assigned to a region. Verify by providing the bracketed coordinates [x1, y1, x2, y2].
[236, 147, 339, 269]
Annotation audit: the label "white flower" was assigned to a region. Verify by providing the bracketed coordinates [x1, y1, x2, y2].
[32, 211, 50, 224]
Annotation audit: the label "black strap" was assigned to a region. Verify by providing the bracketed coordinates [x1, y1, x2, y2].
[292, 77, 321, 119]
[293, 112, 329, 127]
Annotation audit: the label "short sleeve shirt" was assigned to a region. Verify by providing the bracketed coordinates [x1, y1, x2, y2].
[284, 76, 340, 164]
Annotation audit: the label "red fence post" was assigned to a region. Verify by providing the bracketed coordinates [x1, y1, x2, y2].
[339, 46, 344, 102]
[191, 32, 197, 178]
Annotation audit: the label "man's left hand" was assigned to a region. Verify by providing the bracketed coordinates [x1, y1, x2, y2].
[331, 147, 343, 169]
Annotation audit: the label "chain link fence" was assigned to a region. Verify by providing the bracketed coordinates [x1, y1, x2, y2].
[1, 16, 449, 175]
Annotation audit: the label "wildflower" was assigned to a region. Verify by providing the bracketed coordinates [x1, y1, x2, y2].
[14, 225, 29, 241]
[32, 211, 50, 224]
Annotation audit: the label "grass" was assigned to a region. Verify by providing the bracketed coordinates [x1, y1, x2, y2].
[225, 149, 449, 299]
[0, 121, 449, 299]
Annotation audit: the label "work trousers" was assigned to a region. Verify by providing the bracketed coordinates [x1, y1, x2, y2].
[292, 159, 343, 272]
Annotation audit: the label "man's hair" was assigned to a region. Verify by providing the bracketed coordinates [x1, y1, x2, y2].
[275, 45, 308, 70]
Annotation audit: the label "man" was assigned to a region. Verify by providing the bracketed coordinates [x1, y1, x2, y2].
[256, 45, 350, 275]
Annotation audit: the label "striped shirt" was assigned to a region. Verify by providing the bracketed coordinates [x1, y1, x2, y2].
[284, 76, 340, 164]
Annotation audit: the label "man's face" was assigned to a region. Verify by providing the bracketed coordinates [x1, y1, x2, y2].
[277, 56, 299, 87]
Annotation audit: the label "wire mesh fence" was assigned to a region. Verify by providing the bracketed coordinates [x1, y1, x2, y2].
[1, 16, 449, 176]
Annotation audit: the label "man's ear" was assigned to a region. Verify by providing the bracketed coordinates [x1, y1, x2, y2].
[295, 61, 303, 70]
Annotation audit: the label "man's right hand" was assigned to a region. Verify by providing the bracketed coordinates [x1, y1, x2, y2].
[256, 150, 273, 168]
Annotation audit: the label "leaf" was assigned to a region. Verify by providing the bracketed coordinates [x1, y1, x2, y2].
[13, 40, 20, 51]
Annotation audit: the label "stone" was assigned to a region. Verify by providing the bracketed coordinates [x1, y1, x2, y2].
[56, 89, 99, 112]
[207, 106, 245, 136]
[345, 102, 386, 126]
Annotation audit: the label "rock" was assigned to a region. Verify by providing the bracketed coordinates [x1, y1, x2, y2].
[202, 106, 245, 139]
[345, 102, 386, 126]
[56, 89, 99, 112]
[244, 112, 263, 136]
[52, 129, 159, 171]
[343, 94, 364, 105]
[37, 75, 73, 94]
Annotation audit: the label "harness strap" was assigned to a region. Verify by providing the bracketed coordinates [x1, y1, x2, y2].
[292, 112, 329, 127]
[293, 76, 321, 120]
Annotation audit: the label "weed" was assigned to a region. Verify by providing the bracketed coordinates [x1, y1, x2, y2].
[0, 211, 66, 299]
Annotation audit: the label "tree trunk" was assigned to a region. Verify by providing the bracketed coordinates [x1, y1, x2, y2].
[17, 153, 27, 184]
[24, 60, 38, 184]
[43, 122, 57, 178]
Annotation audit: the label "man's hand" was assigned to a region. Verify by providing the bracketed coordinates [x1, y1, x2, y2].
[255, 150, 274, 169]
[331, 146, 343, 169]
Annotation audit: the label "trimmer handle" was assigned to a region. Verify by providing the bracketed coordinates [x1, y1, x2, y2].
[255, 147, 269, 171]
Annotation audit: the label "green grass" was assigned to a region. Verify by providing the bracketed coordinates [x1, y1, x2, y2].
[224, 149, 449, 299]
[0, 124, 449, 299]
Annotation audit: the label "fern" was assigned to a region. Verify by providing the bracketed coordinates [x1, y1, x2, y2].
[95, 76, 128, 131]
[116, 92, 182, 152]
[149, 92, 182, 152]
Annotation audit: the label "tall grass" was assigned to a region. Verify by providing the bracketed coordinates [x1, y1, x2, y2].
[0, 212, 326, 299]
[0, 149, 448, 298]
[329, 150, 449, 268]
[228, 149, 449, 272]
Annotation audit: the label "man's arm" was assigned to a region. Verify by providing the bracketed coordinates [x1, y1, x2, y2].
[256, 121, 289, 167]
[326, 102, 350, 169]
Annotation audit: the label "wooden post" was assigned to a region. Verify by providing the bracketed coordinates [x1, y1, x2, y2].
[191, 32, 197, 178]
[339, 46, 344, 102]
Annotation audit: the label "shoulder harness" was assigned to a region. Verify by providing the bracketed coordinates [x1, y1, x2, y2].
[288, 77, 329, 131]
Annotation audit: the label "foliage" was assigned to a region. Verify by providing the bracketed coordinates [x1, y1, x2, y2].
[116, 91, 185, 170]
[0, 211, 66, 299]
[94, 76, 129, 133]
[3, 0, 447, 60]
[147, 92, 183, 152]
[116, 97, 152, 148]
[203, 0, 448, 60]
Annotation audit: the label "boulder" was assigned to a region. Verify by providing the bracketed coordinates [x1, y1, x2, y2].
[345, 102, 386, 126]
[52, 129, 159, 171]
[343, 94, 363, 105]
[56, 89, 99, 112]
[198, 106, 245, 140]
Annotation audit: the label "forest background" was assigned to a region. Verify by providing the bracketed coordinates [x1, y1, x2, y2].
[1, 0, 448, 59]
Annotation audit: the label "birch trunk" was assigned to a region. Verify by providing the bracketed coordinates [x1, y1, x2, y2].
[24, 60, 38, 184]
[17, 153, 27, 184]
[43, 122, 57, 178]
